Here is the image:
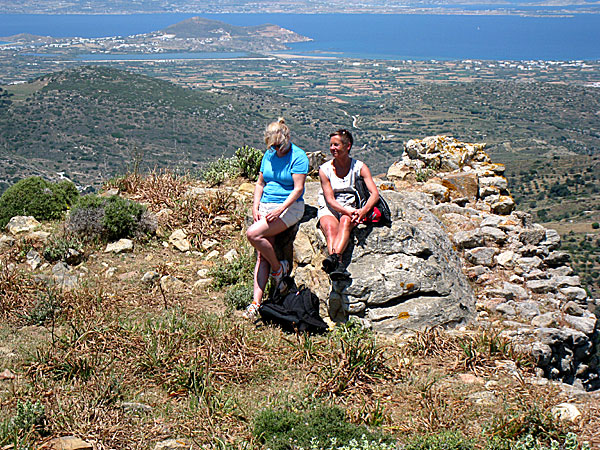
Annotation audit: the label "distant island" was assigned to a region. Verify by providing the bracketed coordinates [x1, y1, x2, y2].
[0, 17, 311, 55]
[0, 0, 598, 16]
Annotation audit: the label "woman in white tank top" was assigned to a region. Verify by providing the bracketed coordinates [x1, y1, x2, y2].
[318, 129, 380, 276]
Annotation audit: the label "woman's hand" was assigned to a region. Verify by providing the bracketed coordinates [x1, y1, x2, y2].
[265, 206, 285, 223]
[351, 207, 368, 224]
[252, 207, 261, 223]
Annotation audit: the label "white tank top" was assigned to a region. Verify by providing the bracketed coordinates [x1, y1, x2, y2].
[318, 158, 364, 209]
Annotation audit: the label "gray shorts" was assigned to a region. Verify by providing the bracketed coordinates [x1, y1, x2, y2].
[259, 201, 305, 227]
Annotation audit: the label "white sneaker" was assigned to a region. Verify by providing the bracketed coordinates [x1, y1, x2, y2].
[243, 302, 260, 320]
[271, 260, 289, 285]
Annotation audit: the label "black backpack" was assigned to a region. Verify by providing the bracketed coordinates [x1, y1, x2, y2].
[354, 176, 392, 226]
[259, 278, 329, 334]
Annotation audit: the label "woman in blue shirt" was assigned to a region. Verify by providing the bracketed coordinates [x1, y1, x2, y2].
[244, 118, 309, 320]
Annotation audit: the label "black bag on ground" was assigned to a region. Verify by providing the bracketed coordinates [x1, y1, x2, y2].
[259, 278, 328, 334]
[354, 176, 392, 225]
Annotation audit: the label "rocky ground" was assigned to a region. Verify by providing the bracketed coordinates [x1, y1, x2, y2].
[1, 138, 600, 449]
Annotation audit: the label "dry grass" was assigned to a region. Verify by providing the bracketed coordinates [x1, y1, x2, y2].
[104, 170, 247, 249]
[0, 173, 597, 449]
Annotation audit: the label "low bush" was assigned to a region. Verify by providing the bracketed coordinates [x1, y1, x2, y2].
[209, 246, 254, 289]
[67, 194, 155, 241]
[0, 400, 47, 447]
[403, 431, 474, 450]
[200, 146, 263, 186]
[43, 235, 84, 263]
[235, 145, 263, 182]
[0, 176, 79, 227]
[224, 280, 253, 311]
[200, 157, 239, 186]
[254, 405, 393, 450]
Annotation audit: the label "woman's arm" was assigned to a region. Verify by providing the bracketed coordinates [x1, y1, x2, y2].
[320, 168, 356, 217]
[353, 164, 380, 223]
[252, 172, 266, 222]
[264, 173, 307, 223]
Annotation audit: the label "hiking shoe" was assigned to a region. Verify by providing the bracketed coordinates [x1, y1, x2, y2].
[242, 302, 260, 320]
[330, 269, 351, 281]
[321, 254, 339, 274]
[271, 260, 289, 285]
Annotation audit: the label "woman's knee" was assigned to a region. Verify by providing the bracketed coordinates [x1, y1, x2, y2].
[246, 224, 262, 244]
[339, 215, 353, 229]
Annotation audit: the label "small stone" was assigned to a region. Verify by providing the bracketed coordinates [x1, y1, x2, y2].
[193, 278, 212, 291]
[24, 230, 51, 245]
[238, 182, 255, 194]
[202, 239, 219, 251]
[480, 226, 507, 244]
[0, 234, 16, 248]
[495, 302, 516, 317]
[169, 229, 190, 252]
[532, 313, 558, 328]
[496, 250, 515, 268]
[197, 268, 210, 278]
[101, 188, 120, 197]
[454, 230, 484, 249]
[519, 228, 547, 246]
[490, 196, 515, 215]
[516, 301, 540, 319]
[205, 250, 220, 260]
[105, 267, 117, 278]
[160, 275, 185, 292]
[526, 279, 556, 294]
[466, 247, 497, 267]
[563, 301, 584, 317]
[105, 239, 134, 254]
[544, 251, 570, 267]
[516, 256, 543, 272]
[223, 249, 239, 263]
[142, 271, 160, 283]
[6, 216, 40, 235]
[0, 368, 16, 380]
[45, 436, 93, 450]
[564, 313, 596, 335]
[551, 403, 582, 422]
[154, 439, 190, 450]
[26, 249, 42, 270]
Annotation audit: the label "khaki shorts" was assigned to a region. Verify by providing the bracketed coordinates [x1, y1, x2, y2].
[259, 201, 305, 227]
[317, 196, 356, 222]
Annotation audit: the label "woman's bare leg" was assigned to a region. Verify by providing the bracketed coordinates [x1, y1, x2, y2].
[318, 215, 340, 255]
[333, 215, 355, 255]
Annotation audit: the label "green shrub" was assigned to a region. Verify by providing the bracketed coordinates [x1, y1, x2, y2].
[67, 194, 155, 241]
[486, 432, 590, 450]
[0, 400, 47, 446]
[404, 431, 474, 450]
[210, 247, 254, 289]
[43, 235, 83, 263]
[254, 405, 392, 450]
[200, 157, 239, 186]
[592, 222, 599, 230]
[224, 280, 253, 311]
[235, 145, 263, 182]
[0, 176, 79, 227]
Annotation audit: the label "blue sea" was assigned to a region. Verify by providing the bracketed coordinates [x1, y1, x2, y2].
[1, 13, 599, 60]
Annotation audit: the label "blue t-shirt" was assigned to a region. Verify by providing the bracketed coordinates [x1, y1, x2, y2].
[260, 143, 309, 203]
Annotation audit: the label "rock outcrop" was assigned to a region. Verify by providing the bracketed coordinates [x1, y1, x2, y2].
[293, 183, 476, 334]
[292, 136, 599, 390]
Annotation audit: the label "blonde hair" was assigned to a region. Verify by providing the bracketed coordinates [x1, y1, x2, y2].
[264, 117, 290, 149]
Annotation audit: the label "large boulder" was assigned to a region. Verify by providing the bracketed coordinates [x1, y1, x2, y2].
[293, 182, 476, 333]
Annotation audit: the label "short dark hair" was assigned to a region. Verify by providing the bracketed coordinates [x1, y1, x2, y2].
[329, 129, 353, 148]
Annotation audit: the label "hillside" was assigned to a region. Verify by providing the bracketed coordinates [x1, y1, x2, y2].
[0, 66, 349, 191]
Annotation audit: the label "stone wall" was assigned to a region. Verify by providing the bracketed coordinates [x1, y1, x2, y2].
[293, 136, 599, 390]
